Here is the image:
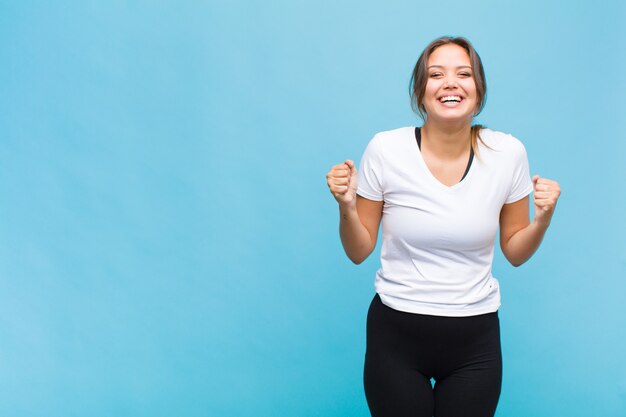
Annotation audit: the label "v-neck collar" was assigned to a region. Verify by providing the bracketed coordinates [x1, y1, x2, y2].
[413, 127, 475, 191]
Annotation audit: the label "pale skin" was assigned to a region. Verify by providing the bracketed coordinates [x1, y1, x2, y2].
[326, 44, 561, 266]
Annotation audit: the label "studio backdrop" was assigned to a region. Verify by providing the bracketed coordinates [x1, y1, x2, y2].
[1, 1, 625, 416]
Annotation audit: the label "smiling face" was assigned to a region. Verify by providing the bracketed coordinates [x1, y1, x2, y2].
[422, 43, 478, 124]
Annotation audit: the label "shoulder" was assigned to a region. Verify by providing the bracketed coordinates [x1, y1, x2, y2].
[368, 126, 414, 143]
[360, 127, 416, 169]
[367, 126, 415, 150]
[478, 128, 528, 156]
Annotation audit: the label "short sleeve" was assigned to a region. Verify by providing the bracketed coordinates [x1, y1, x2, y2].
[357, 135, 384, 201]
[505, 139, 533, 204]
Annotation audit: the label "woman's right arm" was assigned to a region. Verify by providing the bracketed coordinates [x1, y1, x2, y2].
[327, 160, 383, 264]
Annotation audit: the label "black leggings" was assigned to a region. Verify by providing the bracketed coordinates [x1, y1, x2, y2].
[364, 294, 502, 417]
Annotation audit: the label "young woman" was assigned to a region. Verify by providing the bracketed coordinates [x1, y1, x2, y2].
[326, 36, 561, 417]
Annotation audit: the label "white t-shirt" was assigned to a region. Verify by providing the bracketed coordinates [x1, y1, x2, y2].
[357, 127, 533, 317]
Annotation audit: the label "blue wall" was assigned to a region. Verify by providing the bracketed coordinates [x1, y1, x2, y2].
[1, 1, 625, 416]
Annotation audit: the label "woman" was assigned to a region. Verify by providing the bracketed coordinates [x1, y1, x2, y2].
[325, 36, 561, 417]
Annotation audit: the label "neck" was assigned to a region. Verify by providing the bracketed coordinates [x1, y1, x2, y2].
[421, 119, 472, 159]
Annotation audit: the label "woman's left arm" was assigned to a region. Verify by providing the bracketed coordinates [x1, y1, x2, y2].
[499, 175, 561, 267]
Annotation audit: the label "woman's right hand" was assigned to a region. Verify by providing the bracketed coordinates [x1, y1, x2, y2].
[326, 160, 358, 207]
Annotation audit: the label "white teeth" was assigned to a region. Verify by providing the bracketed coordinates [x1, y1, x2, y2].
[440, 95, 461, 103]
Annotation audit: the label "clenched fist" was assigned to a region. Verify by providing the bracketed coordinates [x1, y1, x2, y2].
[326, 160, 358, 207]
[532, 175, 561, 225]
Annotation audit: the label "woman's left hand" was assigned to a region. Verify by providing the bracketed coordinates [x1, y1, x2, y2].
[532, 175, 561, 226]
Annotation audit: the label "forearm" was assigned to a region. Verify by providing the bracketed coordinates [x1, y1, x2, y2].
[502, 219, 550, 267]
[339, 205, 375, 264]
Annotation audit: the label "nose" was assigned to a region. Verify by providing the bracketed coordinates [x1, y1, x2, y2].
[444, 78, 458, 89]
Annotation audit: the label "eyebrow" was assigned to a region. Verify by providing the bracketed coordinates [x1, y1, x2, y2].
[428, 65, 473, 69]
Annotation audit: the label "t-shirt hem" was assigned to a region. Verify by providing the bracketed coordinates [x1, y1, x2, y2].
[378, 293, 500, 317]
[356, 190, 383, 201]
[505, 184, 533, 204]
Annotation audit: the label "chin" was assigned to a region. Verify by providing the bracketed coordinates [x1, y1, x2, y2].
[428, 113, 473, 124]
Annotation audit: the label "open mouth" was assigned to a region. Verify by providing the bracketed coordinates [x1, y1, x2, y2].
[438, 95, 463, 103]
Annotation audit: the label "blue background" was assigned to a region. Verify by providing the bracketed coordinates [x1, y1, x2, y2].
[1, 1, 625, 416]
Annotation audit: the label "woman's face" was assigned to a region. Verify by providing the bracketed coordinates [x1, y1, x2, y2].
[423, 44, 477, 124]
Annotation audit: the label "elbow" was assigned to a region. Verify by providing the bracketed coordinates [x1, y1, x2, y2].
[348, 254, 367, 265]
[506, 255, 528, 268]
[342, 238, 376, 265]
[501, 243, 527, 267]
[346, 247, 373, 265]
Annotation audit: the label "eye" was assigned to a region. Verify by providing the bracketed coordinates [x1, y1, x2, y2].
[459, 72, 472, 77]
[430, 72, 443, 78]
